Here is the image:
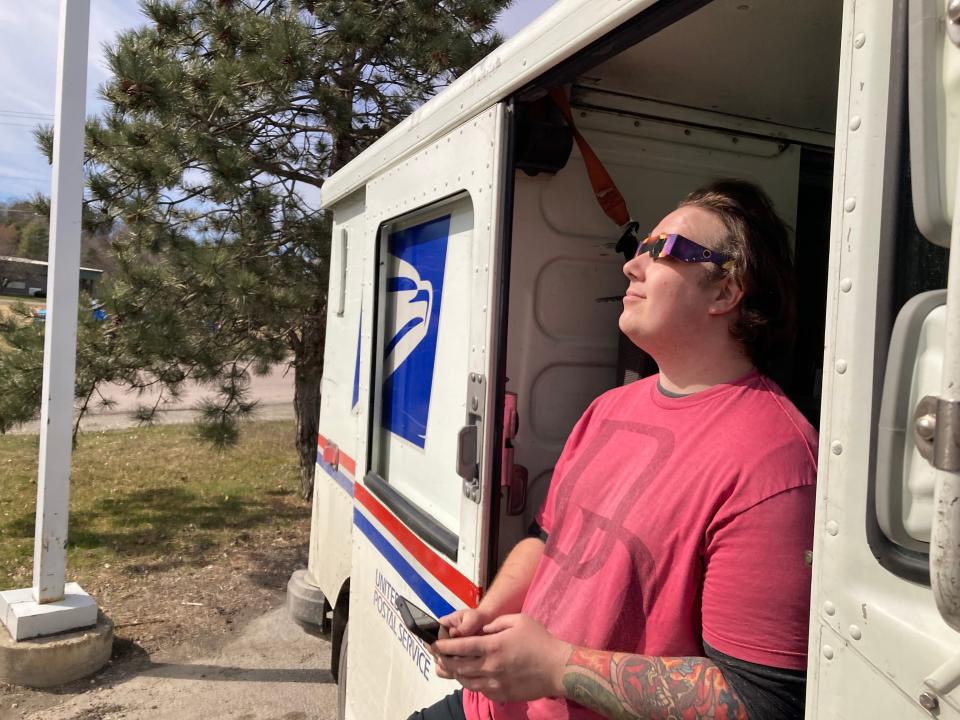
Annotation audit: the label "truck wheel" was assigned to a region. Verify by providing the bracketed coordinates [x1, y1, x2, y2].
[337, 624, 348, 720]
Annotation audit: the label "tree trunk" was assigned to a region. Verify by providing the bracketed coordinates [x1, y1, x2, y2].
[293, 305, 326, 501]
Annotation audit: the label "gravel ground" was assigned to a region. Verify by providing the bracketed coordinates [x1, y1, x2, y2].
[14, 603, 337, 720]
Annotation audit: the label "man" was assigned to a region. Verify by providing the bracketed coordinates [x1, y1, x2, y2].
[412, 179, 817, 720]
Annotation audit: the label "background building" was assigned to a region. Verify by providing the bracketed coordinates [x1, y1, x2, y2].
[0, 255, 102, 297]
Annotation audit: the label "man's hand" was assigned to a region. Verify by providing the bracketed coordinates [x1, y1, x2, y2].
[431, 538, 547, 689]
[433, 607, 494, 680]
[437, 607, 493, 639]
[431, 614, 572, 703]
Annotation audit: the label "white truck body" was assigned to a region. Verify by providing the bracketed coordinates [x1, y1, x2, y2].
[294, 1, 960, 717]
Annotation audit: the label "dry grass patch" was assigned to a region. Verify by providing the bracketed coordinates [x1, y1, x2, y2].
[0, 295, 43, 316]
[0, 421, 314, 712]
[0, 420, 311, 661]
[0, 421, 306, 588]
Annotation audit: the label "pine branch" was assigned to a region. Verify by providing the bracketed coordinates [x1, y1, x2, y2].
[251, 159, 323, 187]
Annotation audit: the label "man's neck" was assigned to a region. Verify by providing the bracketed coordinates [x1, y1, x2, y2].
[655, 347, 755, 395]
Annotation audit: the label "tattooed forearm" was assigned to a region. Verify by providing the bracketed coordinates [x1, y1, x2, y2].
[561, 647, 748, 720]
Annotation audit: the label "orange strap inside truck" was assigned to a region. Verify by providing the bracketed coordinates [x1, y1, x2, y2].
[548, 87, 640, 259]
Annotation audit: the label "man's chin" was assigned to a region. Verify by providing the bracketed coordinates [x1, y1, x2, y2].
[618, 323, 650, 351]
[618, 311, 636, 331]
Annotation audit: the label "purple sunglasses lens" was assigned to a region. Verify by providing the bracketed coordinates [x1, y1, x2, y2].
[636, 234, 729, 266]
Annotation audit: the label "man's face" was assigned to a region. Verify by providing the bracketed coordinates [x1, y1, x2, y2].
[618, 205, 731, 356]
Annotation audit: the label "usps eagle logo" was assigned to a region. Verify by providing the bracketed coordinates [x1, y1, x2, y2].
[381, 215, 451, 448]
[384, 257, 433, 379]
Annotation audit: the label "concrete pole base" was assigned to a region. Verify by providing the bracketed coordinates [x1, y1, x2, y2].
[0, 582, 99, 641]
[286, 568, 329, 633]
[0, 611, 113, 688]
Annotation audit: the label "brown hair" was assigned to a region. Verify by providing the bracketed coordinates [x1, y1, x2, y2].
[680, 179, 796, 375]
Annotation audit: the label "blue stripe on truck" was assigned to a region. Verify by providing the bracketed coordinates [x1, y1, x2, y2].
[354, 508, 456, 619]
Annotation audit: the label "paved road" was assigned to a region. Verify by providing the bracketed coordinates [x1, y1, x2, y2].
[11, 364, 296, 434]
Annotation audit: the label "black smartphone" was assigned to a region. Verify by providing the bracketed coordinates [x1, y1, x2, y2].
[394, 594, 441, 644]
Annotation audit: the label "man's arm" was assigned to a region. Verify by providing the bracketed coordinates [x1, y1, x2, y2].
[562, 646, 748, 720]
[475, 537, 545, 617]
[434, 614, 748, 719]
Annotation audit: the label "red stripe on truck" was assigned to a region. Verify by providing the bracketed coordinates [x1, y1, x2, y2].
[354, 483, 481, 608]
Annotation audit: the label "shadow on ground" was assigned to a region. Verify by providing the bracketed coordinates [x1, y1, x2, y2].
[136, 663, 332, 684]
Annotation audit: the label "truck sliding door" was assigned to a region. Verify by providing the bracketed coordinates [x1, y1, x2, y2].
[344, 103, 509, 719]
[807, 2, 960, 717]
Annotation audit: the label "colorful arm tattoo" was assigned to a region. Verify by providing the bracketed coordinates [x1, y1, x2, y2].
[562, 647, 749, 720]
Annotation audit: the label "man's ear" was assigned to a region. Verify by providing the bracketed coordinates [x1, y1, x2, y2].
[707, 274, 744, 316]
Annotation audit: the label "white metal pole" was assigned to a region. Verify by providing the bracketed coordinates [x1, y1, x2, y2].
[32, 0, 91, 605]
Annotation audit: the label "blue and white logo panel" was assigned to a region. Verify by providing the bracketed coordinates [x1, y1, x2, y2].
[381, 215, 451, 448]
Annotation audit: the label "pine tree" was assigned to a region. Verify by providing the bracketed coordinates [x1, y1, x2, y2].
[0, 201, 49, 260]
[0, 225, 19, 258]
[16, 219, 48, 260]
[7, 0, 510, 499]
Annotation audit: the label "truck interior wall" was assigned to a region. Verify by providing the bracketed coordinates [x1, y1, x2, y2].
[499, 107, 833, 561]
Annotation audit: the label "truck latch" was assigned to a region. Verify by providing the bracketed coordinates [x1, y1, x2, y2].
[914, 395, 960, 472]
[322, 441, 340, 472]
[457, 373, 485, 503]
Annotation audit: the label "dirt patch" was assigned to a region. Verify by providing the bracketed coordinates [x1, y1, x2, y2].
[0, 513, 311, 719]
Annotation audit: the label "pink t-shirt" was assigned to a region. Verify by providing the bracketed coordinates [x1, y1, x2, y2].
[464, 371, 817, 720]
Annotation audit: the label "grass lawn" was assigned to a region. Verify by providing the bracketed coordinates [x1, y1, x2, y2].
[0, 420, 307, 590]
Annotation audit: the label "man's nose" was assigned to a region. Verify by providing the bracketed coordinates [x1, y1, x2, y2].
[623, 252, 647, 280]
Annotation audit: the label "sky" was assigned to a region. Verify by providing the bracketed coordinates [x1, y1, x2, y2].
[0, 0, 557, 204]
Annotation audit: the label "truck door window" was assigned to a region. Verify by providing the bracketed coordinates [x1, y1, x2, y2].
[366, 195, 475, 561]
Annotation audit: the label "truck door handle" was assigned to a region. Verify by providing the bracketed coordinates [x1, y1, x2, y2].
[457, 425, 478, 482]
